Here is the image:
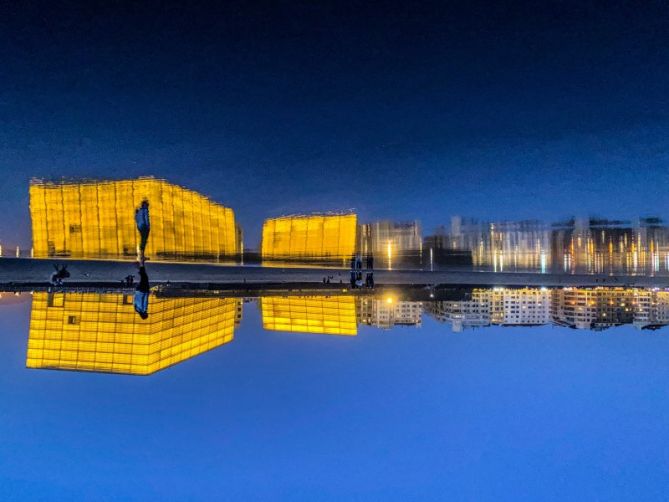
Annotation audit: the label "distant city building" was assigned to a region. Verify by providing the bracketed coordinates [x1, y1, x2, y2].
[30, 177, 241, 261]
[26, 292, 240, 375]
[357, 298, 422, 329]
[261, 213, 357, 262]
[260, 296, 358, 335]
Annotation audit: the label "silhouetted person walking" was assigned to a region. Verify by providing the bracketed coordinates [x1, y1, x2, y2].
[134, 258, 150, 319]
[135, 199, 150, 260]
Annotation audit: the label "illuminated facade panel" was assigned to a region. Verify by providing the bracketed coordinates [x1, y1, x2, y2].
[261, 214, 357, 261]
[26, 292, 240, 375]
[261, 296, 358, 335]
[30, 178, 240, 261]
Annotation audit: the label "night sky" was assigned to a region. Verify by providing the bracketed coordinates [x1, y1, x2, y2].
[2, 1, 669, 247]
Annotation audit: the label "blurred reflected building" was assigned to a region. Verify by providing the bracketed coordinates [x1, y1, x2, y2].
[358, 220, 422, 269]
[427, 216, 669, 275]
[357, 298, 422, 329]
[26, 292, 240, 375]
[260, 296, 358, 335]
[30, 177, 241, 261]
[261, 214, 357, 263]
[551, 217, 669, 275]
[428, 217, 551, 272]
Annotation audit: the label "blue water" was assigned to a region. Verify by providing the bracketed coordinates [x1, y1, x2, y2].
[1, 298, 668, 500]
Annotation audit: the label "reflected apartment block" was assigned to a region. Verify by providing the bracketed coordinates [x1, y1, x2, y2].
[491, 287, 551, 326]
[260, 296, 358, 335]
[261, 214, 357, 263]
[30, 177, 241, 261]
[427, 286, 669, 332]
[551, 287, 637, 330]
[358, 220, 422, 268]
[0, 292, 32, 306]
[357, 298, 422, 329]
[632, 290, 669, 329]
[26, 292, 240, 375]
[427, 287, 550, 331]
[426, 289, 491, 332]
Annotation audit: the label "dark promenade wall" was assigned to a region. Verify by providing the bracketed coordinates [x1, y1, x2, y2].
[2, 258, 668, 289]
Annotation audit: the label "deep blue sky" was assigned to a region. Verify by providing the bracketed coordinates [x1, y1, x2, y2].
[2, 1, 669, 247]
[2, 300, 669, 499]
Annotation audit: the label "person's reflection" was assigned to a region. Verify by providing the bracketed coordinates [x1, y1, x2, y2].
[134, 258, 150, 319]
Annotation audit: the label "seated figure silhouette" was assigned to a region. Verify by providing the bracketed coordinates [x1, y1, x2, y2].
[50, 264, 70, 286]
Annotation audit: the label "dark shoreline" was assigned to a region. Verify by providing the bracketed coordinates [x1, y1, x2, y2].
[2, 257, 669, 291]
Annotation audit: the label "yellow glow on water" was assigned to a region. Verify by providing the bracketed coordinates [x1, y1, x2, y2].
[260, 214, 357, 261]
[30, 178, 240, 261]
[387, 240, 392, 270]
[260, 296, 357, 335]
[26, 292, 240, 375]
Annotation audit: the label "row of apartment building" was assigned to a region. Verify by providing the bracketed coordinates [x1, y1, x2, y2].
[426, 287, 669, 332]
[23, 287, 668, 376]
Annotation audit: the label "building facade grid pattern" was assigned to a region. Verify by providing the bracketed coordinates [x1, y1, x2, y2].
[30, 178, 239, 261]
[27, 292, 240, 375]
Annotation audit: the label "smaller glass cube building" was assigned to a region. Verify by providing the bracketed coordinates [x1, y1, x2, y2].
[261, 213, 357, 262]
[261, 296, 358, 336]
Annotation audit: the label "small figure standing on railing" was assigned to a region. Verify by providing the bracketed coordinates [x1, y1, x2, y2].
[134, 257, 150, 320]
[135, 199, 150, 261]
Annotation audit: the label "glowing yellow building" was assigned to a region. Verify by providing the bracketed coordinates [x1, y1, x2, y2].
[30, 177, 240, 261]
[26, 292, 240, 375]
[261, 214, 357, 262]
[261, 296, 358, 335]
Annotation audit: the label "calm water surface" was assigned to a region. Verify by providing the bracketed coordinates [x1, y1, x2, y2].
[1, 292, 668, 500]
